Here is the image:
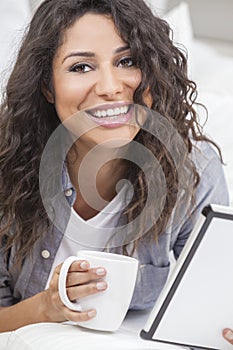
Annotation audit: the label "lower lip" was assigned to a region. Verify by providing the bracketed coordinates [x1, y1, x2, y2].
[87, 106, 134, 129]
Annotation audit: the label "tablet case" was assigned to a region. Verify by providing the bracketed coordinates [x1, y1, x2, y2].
[140, 204, 233, 350]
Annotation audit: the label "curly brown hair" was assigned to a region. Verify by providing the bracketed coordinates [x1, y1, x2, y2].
[0, 0, 219, 265]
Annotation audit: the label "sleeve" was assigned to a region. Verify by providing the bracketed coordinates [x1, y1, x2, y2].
[173, 144, 230, 259]
[0, 238, 17, 307]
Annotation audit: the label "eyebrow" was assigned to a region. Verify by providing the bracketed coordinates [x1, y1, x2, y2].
[62, 45, 130, 63]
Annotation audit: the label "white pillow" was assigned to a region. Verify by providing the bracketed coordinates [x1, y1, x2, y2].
[197, 92, 233, 205]
[29, 0, 43, 12]
[162, 2, 194, 74]
[145, 0, 168, 16]
[0, 0, 31, 95]
[191, 39, 233, 96]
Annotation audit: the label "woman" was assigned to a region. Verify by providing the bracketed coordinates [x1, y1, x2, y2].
[0, 0, 231, 342]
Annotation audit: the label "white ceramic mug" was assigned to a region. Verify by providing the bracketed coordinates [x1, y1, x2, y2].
[58, 250, 139, 331]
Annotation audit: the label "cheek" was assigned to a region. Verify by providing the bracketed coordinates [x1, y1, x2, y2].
[142, 88, 153, 108]
[53, 78, 87, 118]
[128, 71, 153, 108]
[125, 70, 142, 94]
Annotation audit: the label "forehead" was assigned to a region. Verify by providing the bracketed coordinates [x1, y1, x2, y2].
[56, 13, 127, 57]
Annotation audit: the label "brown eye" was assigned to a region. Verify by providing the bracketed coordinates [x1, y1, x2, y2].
[69, 63, 92, 73]
[118, 57, 134, 68]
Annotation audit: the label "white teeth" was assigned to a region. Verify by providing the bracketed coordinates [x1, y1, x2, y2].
[107, 109, 114, 116]
[93, 106, 129, 118]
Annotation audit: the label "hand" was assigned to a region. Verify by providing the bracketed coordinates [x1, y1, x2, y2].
[222, 328, 233, 345]
[42, 260, 107, 323]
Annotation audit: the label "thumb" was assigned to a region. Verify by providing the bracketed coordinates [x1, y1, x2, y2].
[223, 328, 233, 344]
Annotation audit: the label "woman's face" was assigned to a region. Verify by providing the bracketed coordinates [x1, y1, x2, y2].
[48, 13, 148, 148]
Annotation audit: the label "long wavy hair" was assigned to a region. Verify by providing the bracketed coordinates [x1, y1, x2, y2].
[0, 0, 220, 265]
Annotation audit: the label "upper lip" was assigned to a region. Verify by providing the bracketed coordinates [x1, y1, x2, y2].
[86, 102, 132, 114]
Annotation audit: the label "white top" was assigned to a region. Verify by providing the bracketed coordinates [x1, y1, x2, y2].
[45, 185, 130, 288]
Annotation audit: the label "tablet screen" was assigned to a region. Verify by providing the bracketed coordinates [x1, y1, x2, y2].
[141, 205, 233, 350]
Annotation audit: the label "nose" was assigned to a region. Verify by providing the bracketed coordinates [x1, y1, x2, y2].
[94, 65, 123, 98]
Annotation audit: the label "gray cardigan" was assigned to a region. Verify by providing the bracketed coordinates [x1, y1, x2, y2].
[0, 141, 229, 309]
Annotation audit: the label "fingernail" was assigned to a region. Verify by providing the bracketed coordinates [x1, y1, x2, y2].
[224, 329, 233, 340]
[96, 268, 105, 276]
[88, 310, 97, 318]
[96, 282, 107, 290]
[80, 261, 88, 269]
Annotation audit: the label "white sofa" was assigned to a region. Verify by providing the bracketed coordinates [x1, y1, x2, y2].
[1, 0, 233, 204]
[159, 2, 233, 205]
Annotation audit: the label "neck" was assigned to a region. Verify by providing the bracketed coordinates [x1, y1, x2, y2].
[67, 144, 128, 218]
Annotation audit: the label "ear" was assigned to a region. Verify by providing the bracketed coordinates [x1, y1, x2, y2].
[41, 82, 55, 104]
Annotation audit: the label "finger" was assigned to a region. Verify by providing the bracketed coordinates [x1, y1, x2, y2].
[64, 308, 97, 323]
[50, 261, 91, 289]
[66, 267, 106, 287]
[54, 262, 63, 275]
[67, 281, 108, 301]
[223, 328, 233, 344]
[54, 260, 90, 276]
[68, 260, 90, 272]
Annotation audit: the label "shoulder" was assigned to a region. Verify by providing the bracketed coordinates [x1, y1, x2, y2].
[190, 140, 222, 174]
[191, 140, 229, 205]
[169, 141, 229, 257]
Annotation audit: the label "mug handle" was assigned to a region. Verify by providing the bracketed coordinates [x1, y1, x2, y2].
[58, 256, 83, 312]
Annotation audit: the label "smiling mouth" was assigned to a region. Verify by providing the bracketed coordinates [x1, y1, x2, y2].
[87, 104, 132, 119]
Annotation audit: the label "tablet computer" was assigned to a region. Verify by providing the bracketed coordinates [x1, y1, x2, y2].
[140, 204, 233, 350]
